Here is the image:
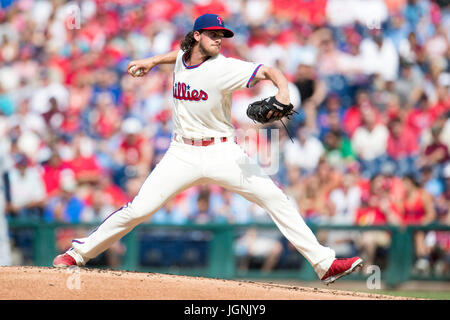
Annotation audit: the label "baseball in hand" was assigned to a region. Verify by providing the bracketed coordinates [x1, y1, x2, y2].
[129, 65, 144, 77]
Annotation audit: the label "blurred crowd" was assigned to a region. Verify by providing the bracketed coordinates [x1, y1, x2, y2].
[0, 0, 449, 274]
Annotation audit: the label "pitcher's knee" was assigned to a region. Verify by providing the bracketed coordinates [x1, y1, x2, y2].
[257, 188, 289, 206]
[124, 199, 160, 223]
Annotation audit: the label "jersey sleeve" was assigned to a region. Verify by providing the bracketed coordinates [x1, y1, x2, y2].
[174, 49, 185, 69]
[219, 57, 263, 92]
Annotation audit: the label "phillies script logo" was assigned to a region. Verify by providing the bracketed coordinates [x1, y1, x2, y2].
[173, 82, 208, 102]
[217, 16, 223, 26]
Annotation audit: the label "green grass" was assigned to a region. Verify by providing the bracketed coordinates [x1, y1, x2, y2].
[363, 290, 450, 300]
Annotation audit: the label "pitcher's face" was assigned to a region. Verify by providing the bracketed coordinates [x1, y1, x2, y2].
[196, 30, 224, 57]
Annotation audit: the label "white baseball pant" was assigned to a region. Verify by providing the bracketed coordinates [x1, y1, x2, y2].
[69, 136, 335, 278]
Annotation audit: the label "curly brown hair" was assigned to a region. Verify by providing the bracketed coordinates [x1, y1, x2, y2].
[180, 30, 201, 61]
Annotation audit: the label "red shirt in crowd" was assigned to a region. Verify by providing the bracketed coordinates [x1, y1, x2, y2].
[60, 110, 82, 136]
[401, 190, 427, 225]
[405, 108, 436, 139]
[386, 126, 419, 159]
[388, 176, 405, 201]
[355, 206, 389, 225]
[41, 161, 71, 197]
[193, 0, 229, 18]
[68, 155, 102, 183]
[424, 142, 450, 164]
[146, 0, 184, 21]
[342, 105, 381, 137]
[429, 99, 450, 120]
[93, 107, 121, 139]
[271, 0, 327, 26]
[119, 135, 148, 166]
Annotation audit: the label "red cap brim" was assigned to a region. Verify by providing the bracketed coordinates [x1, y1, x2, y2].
[200, 26, 234, 38]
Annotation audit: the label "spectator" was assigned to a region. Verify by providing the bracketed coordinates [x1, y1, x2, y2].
[355, 174, 402, 270]
[399, 174, 437, 274]
[351, 106, 389, 178]
[316, 93, 345, 138]
[151, 109, 173, 168]
[322, 129, 356, 171]
[386, 117, 420, 176]
[402, 31, 427, 69]
[87, 93, 121, 139]
[399, 174, 436, 225]
[8, 153, 46, 220]
[117, 117, 153, 175]
[43, 172, 86, 224]
[394, 60, 424, 109]
[420, 165, 444, 199]
[342, 89, 380, 137]
[67, 133, 103, 185]
[296, 174, 322, 223]
[42, 97, 65, 133]
[80, 188, 116, 223]
[328, 172, 362, 225]
[235, 227, 283, 274]
[314, 28, 343, 76]
[7, 99, 47, 137]
[283, 126, 324, 174]
[0, 83, 15, 116]
[359, 28, 399, 82]
[292, 54, 328, 131]
[429, 72, 450, 121]
[29, 70, 69, 115]
[405, 93, 435, 141]
[67, 74, 93, 115]
[43, 170, 88, 253]
[215, 189, 254, 224]
[418, 124, 449, 174]
[234, 192, 283, 274]
[322, 171, 362, 258]
[40, 148, 71, 198]
[297, 159, 342, 223]
[189, 187, 214, 225]
[424, 23, 449, 61]
[93, 172, 130, 210]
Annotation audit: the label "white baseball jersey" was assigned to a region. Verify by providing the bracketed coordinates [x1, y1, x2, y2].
[172, 50, 262, 139]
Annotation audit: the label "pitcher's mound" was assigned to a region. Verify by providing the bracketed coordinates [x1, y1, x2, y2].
[0, 266, 408, 300]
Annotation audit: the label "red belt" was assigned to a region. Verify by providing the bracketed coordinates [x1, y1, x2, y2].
[175, 134, 228, 146]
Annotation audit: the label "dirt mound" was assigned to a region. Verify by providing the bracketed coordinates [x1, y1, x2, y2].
[0, 266, 410, 300]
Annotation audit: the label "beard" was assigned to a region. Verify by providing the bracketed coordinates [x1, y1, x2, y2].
[198, 41, 220, 57]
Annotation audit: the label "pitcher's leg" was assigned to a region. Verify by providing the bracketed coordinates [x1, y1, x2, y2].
[69, 147, 203, 265]
[206, 144, 335, 278]
[231, 180, 334, 278]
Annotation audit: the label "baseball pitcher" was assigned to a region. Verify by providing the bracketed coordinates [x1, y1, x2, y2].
[54, 14, 363, 284]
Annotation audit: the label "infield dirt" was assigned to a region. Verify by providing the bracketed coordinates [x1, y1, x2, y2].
[0, 266, 413, 300]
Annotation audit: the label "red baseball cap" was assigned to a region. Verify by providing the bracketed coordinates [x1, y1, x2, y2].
[193, 14, 234, 38]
